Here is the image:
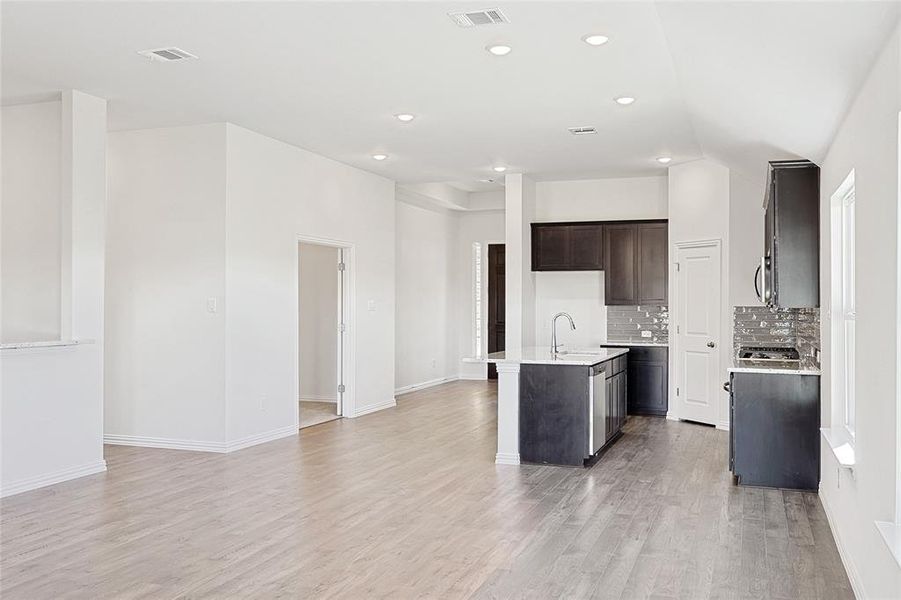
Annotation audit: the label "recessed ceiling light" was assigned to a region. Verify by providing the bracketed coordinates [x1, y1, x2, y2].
[582, 34, 609, 46]
[493, 166, 507, 173]
[614, 96, 636, 106]
[395, 113, 415, 122]
[656, 156, 672, 164]
[372, 154, 388, 161]
[486, 44, 512, 56]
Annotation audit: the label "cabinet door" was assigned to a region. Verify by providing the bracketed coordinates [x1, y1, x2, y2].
[628, 359, 668, 416]
[604, 224, 638, 304]
[569, 225, 604, 270]
[619, 371, 628, 429]
[605, 376, 615, 439]
[637, 222, 668, 304]
[532, 225, 570, 271]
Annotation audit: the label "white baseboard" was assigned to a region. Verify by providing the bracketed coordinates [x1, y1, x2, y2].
[351, 398, 397, 418]
[1, 460, 107, 498]
[394, 376, 458, 396]
[459, 373, 488, 381]
[819, 488, 865, 599]
[105, 425, 298, 454]
[226, 425, 298, 452]
[495, 452, 521, 465]
[105, 434, 228, 453]
[298, 395, 337, 403]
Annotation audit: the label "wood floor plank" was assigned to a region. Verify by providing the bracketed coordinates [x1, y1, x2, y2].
[0, 380, 853, 599]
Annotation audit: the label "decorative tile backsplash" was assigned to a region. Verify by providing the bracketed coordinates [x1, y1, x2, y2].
[733, 306, 821, 368]
[607, 305, 669, 344]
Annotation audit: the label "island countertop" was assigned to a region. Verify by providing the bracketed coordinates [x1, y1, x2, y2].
[483, 346, 628, 366]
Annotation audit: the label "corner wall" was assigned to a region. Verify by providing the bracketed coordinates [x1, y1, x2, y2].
[1, 92, 108, 496]
[224, 123, 396, 441]
[668, 159, 732, 428]
[818, 25, 901, 599]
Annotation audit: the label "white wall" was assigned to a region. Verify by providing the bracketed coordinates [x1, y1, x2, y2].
[106, 124, 228, 445]
[395, 201, 458, 391]
[535, 176, 667, 222]
[225, 123, 396, 442]
[1, 92, 107, 496]
[729, 171, 766, 308]
[106, 122, 396, 449]
[818, 25, 901, 599]
[504, 174, 537, 351]
[668, 159, 732, 428]
[532, 176, 669, 346]
[298, 243, 339, 401]
[457, 210, 505, 379]
[1, 101, 62, 343]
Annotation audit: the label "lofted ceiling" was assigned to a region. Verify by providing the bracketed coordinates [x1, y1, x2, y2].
[2, 1, 898, 188]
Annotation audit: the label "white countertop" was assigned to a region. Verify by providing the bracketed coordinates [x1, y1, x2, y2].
[601, 341, 669, 348]
[483, 346, 629, 366]
[728, 366, 821, 376]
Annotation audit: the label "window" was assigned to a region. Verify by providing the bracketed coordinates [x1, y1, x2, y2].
[831, 170, 856, 440]
[472, 242, 483, 357]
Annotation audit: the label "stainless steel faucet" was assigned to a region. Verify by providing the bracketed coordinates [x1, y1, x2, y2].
[551, 312, 576, 355]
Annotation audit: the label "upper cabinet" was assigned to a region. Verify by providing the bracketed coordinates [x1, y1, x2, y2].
[604, 221, 668, 305]
[531, 223, 604, 271]
[531, 219, 668, 305]
[762, 160, 820, 308]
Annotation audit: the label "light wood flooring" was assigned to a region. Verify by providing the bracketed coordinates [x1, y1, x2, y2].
[1, 380, 852, 599]
[299, 400, 341, 429]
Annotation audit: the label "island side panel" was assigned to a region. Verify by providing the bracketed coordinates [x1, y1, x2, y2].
[519, 364, 590, 466]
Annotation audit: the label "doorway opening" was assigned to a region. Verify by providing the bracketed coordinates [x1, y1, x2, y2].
[488, 244, 505, 379]
[297, 240, 348, 429]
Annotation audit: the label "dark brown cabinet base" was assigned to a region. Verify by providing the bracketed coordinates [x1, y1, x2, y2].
[602, 345, 669, 416]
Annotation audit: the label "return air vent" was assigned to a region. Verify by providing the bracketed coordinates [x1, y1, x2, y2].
[568, 126, 597, 136]
[448, 8, 509, 27]
[137, 47, 198, 62]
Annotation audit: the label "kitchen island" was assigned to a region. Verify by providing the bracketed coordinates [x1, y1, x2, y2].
[485, 347, 629, 466]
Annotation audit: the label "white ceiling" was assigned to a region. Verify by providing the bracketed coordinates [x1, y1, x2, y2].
[3, 1, 898, 187]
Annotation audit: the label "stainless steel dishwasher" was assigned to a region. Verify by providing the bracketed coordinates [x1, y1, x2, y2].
[590, 362, 607, 454]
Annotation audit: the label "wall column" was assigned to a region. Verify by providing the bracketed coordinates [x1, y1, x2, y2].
[495, 362, 521, 465]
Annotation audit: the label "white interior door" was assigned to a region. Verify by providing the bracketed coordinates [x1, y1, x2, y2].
[675, 241, 722, 425]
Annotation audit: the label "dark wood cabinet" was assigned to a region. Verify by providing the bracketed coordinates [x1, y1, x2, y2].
[637, 223, 668, 304]
[531, 223, 603, 271]
[602, 345, 668, 416]
[519, 356, 628, 467]
[531, 220, 667, 306]
[730, 371, 820, 490]
[763, 160, 820, 308]
[604, 220, 668, 305]
[603, 224, 639, 304]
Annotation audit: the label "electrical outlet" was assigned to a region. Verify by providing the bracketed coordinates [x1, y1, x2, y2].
[641, 330, 652, 338]
[207, 297, 218, 313]
[431, 359, 437, 369]
[259, 395, 266, 411]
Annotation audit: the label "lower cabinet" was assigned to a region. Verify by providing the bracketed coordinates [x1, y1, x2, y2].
[605, 360, 628, 440]
[602, 345, 669, 416]
[518, 358, 629, 467]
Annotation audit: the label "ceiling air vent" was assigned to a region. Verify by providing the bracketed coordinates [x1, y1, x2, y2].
[137, 47, 198, 62]
[448, 8, 509, 27]
[568, 126, 598, 136]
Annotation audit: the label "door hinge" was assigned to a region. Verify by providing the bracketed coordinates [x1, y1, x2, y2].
[338, 262, 346, 272]
[676, 387, 680, 397]
[675, 262, 680, 272]
[338, 384, 346, 394]
[338, 323, 346, 332]
[676, 325, 680, 334]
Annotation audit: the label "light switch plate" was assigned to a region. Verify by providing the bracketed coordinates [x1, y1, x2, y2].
[367, 300, 376, 312]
